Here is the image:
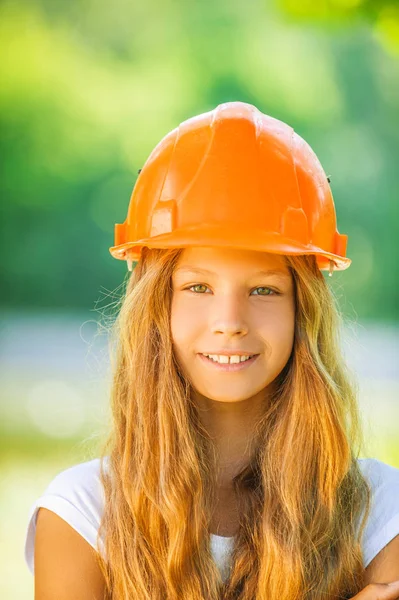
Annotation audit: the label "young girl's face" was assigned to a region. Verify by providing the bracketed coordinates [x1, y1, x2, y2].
[170, 247, 295, 405]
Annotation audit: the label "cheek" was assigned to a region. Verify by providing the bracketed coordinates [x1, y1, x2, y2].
[260, 303, 295, 358]
[170, 297, 199, 346]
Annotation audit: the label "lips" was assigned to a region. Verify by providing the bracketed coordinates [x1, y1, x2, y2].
[198, 352, 259, 371]
[200, 353, 256, 362]
[199, 352, 259, 357]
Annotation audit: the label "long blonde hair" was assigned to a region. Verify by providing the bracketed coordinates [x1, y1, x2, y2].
[95, 246, 371, 600]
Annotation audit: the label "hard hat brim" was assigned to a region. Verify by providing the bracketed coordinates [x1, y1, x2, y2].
[109, 223, 351, 271]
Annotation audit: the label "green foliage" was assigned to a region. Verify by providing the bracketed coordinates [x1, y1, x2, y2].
[277, 0, 399, 57]
[1, 0, 398, 319]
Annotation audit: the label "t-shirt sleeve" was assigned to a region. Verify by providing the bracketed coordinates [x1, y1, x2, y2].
[24, 458, 104, 575]
[360, 458, 399, 568]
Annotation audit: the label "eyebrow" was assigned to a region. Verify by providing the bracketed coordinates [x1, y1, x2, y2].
[174, 266, 291, 279]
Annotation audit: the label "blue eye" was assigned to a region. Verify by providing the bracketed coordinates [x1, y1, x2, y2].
[184, 285, 279, 296]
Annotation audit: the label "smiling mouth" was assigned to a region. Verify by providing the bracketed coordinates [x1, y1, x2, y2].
[200, 353, 257, 363]
[198, 353, 259, 371]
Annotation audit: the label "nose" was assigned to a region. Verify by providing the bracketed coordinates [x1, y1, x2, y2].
[210, 295, 249, 336]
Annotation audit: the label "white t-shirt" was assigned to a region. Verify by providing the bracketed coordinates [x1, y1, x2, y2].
[24, 457, 399, 583]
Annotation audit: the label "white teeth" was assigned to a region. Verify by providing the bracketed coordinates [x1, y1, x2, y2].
[203, 354, 253, 364]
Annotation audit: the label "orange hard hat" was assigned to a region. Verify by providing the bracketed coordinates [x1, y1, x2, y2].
[109, 101, 350, 274]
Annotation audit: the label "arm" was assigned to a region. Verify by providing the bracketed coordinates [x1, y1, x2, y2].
[364, 534, 399, 583]
[349, 535, 399, 599]
[351, 581, 399, 599]
[34, 508, 107, 600]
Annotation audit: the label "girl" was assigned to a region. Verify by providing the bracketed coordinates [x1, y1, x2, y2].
[24, 101, 399, 599]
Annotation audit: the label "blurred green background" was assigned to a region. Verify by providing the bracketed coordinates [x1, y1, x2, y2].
[1, 0, 398, 597]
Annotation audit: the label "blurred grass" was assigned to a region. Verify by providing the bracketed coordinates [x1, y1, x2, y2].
[0, 427, 105, 464]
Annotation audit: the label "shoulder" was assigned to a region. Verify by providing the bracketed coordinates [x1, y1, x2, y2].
[42, 457, 106, 512]
[356, 458, 399, 568]
[24, 457, 108, 575]
[358, 457, 399, 487]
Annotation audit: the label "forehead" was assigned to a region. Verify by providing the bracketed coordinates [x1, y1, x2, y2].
[173, 247, 291, 279]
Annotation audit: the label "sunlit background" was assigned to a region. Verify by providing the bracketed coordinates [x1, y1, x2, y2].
[1, 0, 399, 597]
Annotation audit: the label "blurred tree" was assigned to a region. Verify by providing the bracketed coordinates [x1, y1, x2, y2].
[277, 0, 399, 57]
[1, 0, 398, 319]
